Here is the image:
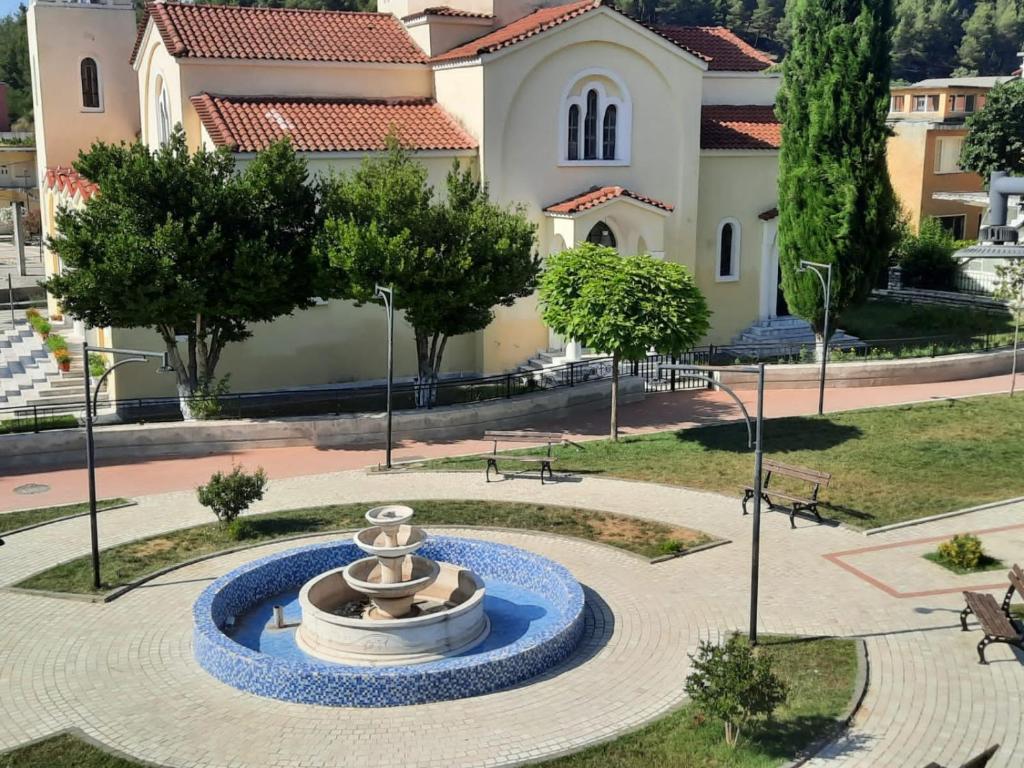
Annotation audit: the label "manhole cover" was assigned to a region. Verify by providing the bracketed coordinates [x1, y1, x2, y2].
[14, 483, 50, 495]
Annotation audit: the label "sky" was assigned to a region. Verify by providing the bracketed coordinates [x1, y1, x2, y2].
[0, 0, 22, 20]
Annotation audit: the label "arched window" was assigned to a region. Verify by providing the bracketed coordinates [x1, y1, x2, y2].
[560, 70, 632, 165]
[602, 105, 617, 160]
[80, 58, 100, 110]
[717, 219, 740, 281]
[156, 79, 172, 146]
[583, 89, 598, 160]
[586, 221, 617, 249]
[567, 104, 580, 161]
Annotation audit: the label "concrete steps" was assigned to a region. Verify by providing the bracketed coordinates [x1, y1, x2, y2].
[723, 316, 863, 359]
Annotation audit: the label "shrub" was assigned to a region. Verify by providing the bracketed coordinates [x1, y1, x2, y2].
[656, 538, 685, 556]
[46, 333, 68, 352]
[226, 518, 259, 541]
[896, 218, 960, 291]
[188, 376, 231, 421]
[27, 314, 51, 336]
[685, 634, 788, 747]
[88, 353, 108, 379]
[197, 465, 267, 524]
[937, 533, 985, 570]
[25, 308, 40, 320]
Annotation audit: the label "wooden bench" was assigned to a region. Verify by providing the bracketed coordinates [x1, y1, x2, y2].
[482, 431, 563, 484]
[924, 744, 1000, 768]
[961, 591, 1024, 664]
[960, 563, 1024, 630]
[742, 459, 831, 529]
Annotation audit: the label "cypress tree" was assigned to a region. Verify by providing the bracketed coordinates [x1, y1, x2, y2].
[776, 0, 899, 350]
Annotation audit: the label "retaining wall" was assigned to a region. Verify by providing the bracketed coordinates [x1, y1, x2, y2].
[718, 346, 1023, 390]
[0, 377, 643, 472]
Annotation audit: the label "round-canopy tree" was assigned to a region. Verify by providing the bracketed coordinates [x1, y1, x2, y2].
[45, 130, 322, 417]
[539, 244, 710, 441]
[317, 142, 539, 406]
[960, 78, 1024, 182]
[777, 0, 899, 354]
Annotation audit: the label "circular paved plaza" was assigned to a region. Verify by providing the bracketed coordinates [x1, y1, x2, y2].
[0, 470, 1021, 767]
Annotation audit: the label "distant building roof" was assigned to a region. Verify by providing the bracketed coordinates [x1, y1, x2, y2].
[701, 105, 781, 151]
[132, 2, 427, 66]
[654, 26, 775, 72]
[191, 94, 477, 153]
[902, 76, 1011, 90]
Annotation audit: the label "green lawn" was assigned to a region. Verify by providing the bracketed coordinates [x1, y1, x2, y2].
[0, 734, 142, 768]
[15, 499, 710, 595]
[543, 636, 858, 768]
[0, 498, 130, 536]
[0, 414, 78, 434]
[427, 395, 1024, 530]
[839, 299, 1013, 341]
[0, 637, 857, 768]
[923, 552, 1006, 575]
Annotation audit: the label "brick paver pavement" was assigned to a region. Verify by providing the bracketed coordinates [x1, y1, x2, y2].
[0, 471, 1021, 766]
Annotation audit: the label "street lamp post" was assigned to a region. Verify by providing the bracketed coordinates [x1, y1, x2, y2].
[658, 362, 766, 645]
[82, 341, 171, 590]
[798, 260, 833, 417]
[374, 285, 395, 470]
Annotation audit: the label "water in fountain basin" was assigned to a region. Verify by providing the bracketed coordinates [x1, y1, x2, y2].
[229, 580, 555, 664]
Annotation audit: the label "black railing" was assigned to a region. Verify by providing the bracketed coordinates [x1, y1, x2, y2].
[955, 268, 1000, 296]
[718, 333, 1013, 365]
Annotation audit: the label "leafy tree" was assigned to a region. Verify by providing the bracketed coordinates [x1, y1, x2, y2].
[957, 1, 1001, 75]
[960, 79, 1024, 180]
[685, 634, 788, 747]
[539, 244, 710, 441]
[0, 6, 33, 124]
[994, 259, 1024, 397]
[318, 142, 539, 406]
[45, 130, 321, 417]
[777, 0, 899, 352]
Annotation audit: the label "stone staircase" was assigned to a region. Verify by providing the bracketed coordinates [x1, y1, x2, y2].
[517, 346, 606, 373]
[0, 316, 105, 415]
[723, 315, 863, 359]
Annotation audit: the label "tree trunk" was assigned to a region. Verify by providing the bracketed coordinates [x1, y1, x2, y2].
[414, 330, 448, 408]
[610, 351, 619, 442]
[724, 721, 739, 748]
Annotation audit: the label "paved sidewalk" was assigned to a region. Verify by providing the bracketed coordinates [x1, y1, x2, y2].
[2, 371, 1021, 513]
[0, 471, 1020, 766]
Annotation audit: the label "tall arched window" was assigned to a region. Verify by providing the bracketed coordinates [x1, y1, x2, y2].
[583, 89, 598, 160]
[567, 104, 580, 161]
[80, 58, 100, 110]
[586, 221, 617, 249]
[602, 105, 617, 160]
[560, 70, 631, 165]
[717, 219, 740, 281]
[156, 80, 172, 146]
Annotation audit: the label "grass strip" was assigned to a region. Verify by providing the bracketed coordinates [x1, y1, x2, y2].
[426, 395, 1024, 530]
[14, 499, 710, 595]
[543, 636, 859, 768]
[0, 637, 858, 768]
[0, 498, 130, 536]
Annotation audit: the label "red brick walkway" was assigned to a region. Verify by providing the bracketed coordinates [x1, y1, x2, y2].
[1, 371, 1020, 512]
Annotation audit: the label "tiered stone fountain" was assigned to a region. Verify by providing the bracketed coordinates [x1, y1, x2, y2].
[296, 506, 489, 665]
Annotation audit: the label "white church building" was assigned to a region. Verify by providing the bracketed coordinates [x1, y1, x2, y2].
[29, 0, 784, 398]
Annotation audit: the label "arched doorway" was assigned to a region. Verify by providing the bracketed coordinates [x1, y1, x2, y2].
[586, 221, 617, 248]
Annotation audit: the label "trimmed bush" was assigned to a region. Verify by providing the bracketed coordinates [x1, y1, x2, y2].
[896, 218, 960, 291]
[197, 465, 268, 524]
[88, 353, 108, 379]
[46, 334, 68, 352]
[936, 533, 985, 570]
[685, 634, 788, 747]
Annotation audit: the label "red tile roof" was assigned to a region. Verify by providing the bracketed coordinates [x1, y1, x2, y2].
[404, 6, 494, 20]
[191, 94, 477, 153]
[544, 186, 673, 215]
[132, 2, 427, 66]
[654, 26, 775, 72]
[434, 0, 601, 62]
[701, 105, 781, 151]
[45, 166, 98, 201]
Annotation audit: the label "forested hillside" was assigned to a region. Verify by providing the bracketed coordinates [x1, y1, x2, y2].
[622, 0, 1024, 81]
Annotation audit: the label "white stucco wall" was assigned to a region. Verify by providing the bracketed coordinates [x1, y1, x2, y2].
[702, 73, 781, 106]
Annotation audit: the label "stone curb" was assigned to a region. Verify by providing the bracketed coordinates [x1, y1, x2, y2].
[0, 500, 137, 538]
[782, 637, 869, 768]
[862, 496, 1024, 536]
[649, 537, 732, 564]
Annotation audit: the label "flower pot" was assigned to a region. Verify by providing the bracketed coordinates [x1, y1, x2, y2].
[59, 360, 71, 373]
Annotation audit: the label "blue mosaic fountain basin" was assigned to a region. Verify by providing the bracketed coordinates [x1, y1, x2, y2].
[193, 536, 586, 707]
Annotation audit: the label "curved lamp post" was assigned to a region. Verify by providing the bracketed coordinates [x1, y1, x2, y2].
[658, 362, 766, 645]
[82, 342, 172, 590]
[798, 260, 832, 417]
[373, 285, 395, 470]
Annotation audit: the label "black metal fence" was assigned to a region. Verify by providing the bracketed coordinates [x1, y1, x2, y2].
[718, 333, 1013, 365]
